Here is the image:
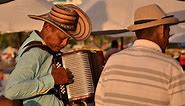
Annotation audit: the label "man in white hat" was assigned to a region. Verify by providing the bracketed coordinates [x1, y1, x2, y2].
[4, 4, 91, 106]
[95, 4, 185, 106]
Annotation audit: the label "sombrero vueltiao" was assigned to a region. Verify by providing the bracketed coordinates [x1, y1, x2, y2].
[28, 4, 92, 41]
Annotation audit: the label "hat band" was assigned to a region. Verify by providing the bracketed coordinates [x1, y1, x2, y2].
[48, 16, 76, 31]
[128, 17, 178, 31]
[134, 19, 155, 24]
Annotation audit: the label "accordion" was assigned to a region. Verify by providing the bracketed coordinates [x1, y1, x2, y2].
[54, 49, 104, 103]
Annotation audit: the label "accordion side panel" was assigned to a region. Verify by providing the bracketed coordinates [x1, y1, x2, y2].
[62, 51, 94, 101]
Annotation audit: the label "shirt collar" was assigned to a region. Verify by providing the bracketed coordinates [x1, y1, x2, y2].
[132, 39, 162, 52]
[30, 30, 46, 45]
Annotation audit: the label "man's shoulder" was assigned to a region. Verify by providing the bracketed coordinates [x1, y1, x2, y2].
[17, 40, 51, 59]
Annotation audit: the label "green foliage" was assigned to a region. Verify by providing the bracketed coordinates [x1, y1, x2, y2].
[0, 32, 30, 50]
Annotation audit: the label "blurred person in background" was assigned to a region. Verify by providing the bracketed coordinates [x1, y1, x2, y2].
[95, 4, 185, 106]
[4, 4, 91, 106]
[104, 40, 120, 63]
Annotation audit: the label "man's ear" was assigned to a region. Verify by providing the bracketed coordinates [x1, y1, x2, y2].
[158, 25, 164, 33]
[156, 25, 165, 38]
[43, 22, 52, 31]
[60, 38, 70, 48]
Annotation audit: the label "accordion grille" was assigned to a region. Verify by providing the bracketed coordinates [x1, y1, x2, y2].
[62, 52, 94, 101]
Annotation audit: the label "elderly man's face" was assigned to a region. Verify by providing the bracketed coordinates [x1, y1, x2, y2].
[44, 25, 70, 52]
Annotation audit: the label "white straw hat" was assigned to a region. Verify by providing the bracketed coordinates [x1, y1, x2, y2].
[127, 4, 179, 31]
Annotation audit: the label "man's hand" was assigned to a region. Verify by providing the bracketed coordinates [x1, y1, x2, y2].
[51, 65, 74, 85]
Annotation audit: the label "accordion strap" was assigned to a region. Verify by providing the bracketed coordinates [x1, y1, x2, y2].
[21, 41, 55, 57]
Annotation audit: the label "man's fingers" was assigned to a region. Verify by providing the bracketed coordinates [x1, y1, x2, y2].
[65, 68, 74, 79]
[68, 78, 74, 84]
[68, 72, 74, 79]
[65, 68, 74, 84]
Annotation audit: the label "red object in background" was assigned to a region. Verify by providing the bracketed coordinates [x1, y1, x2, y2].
[180, 55, 185, 65]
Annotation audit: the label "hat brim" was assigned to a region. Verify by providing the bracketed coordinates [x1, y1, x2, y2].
[28, 5, 91, 41]
[127, 16, 179, 31]
[28, 14, 72, 38]
[66, 4, 92, 41]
